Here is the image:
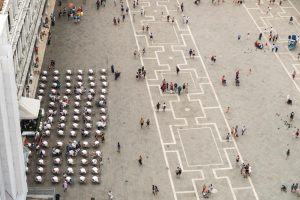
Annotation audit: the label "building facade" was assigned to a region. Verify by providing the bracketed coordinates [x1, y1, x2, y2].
[1, 0, 47, 98]
[0, 0, 48, 199]
[0, 15, 27, 200]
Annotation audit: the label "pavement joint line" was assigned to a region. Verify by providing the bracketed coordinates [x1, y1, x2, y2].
[232, 186, 253, 190]
[259, 16, 272, 29]
[169, 100, 188, 123]
[212, 149, 234, 177]
[173, 25, 180, 44]
[191, 179, 201, 200]
[156, 2, 170, 15]
[178, 128, 224, 167]
[166, 124, 181, 145]
[203, 106, 221, 109]
[152, 42, 179, 45]
[190, 122, 227, 143]
[175, 191, 195, 194]
[142, 57, 157, 59]
[126, 0, 179, 199]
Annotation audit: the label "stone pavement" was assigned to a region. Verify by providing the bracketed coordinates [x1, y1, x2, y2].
[28, 0, 300, 199]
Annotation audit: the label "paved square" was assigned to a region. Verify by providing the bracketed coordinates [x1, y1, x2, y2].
[171, 98, 204, 119]
[179, 128, 222, 166]
[147, 22, 179, 44]
[27, 0, 300, 199]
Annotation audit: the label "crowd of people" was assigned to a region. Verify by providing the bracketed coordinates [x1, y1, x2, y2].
[58, 5, 84, 23]
[202, 184, 215, 198]
[160, 78, 189, 95]
[136, 66, 147, 79]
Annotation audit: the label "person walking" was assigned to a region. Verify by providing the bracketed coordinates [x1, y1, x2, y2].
[178, 85, 182, 95]
[292, 70, 296, 80]
[258, 32, 263, 40]
[173, 82, 177, 93]
[138, 155, 143, 165]
[236, 70, 240, 79]
[175, 167, 182, 177]
[162, 102, 166, 111]
[185, 16, 189, 24]
[291, 183, 295, 192]
[290, 112, 295, 121]
[236, 155, 240, 164]
[286, 148, 290, 159]
[225, 106, 230, 113]
[211, 55, 216, 63]
[226, 133, 230, 142]
[117, 142, 121, 152]
[51, 14, 56, 26]
[146, 119, 150, 127]
[176, 65, 180, 75]
[63, 180, 68, 192]
[47, 34, 52, 45]
[111, 65, 115, 73]
[140, 117, 144, 128]
[156, 102, 160, 111]
[154, 185, 159, 194]
[289, 16, 293, 24]
[108, 191, 114, 200]
[152, 185, 156, 195]
[189, 48, 193, 58]
[295, 129, 299, 138]
[149, 32, 153, 41]
[234, 125, 239, 137]
[241, 126, 246, 135]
